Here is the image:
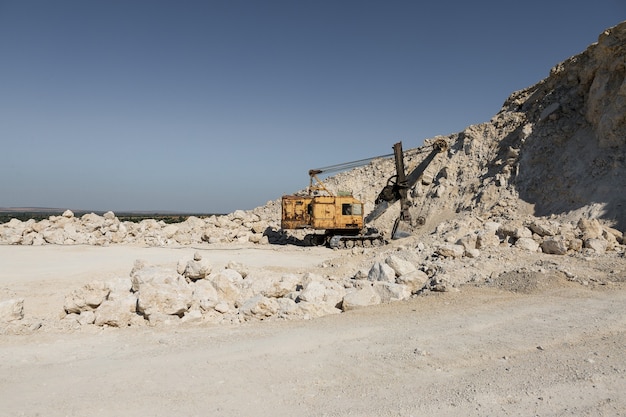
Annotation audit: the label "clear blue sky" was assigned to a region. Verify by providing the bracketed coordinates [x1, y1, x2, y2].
[1, 1, 623, 213]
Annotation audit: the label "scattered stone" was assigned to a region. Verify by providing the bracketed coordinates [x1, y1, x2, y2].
[0, 298, 24, 322]
[368, 262, 396, 283]
[515, 237, 540, 252]
[437, 244, 465, 258]
[341, 286, 381, 311]
[541, 237, 569, 255]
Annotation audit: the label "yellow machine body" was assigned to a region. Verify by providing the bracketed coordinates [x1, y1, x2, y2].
[281, 194, 363, 233]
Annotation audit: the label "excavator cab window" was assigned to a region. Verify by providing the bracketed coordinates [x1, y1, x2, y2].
[342, 203, 362, 216]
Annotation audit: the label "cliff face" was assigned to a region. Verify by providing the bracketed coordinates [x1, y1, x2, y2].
[358, 21, 626, 234]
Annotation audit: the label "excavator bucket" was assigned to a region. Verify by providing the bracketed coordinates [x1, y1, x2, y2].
[391, 217, 412, 240]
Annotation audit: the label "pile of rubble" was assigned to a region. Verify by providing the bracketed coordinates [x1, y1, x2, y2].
[1, 212, 620, 330]
[0, 207, 280, 246]
[57, 251, 423, 328]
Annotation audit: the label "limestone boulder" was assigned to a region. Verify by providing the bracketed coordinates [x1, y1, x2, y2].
[243, 272, 300, 299]
[514, 237, 540, 252]
[182, 252, 212, 281]
[584, 238, 608, 254]
[191, 279, 220, 311]
[0, 298, 24, 322]
[396, 270, 429, 293]
[437, 243, 465, 258]
[578, 218, 604, 240]
[373, 282, 411, 303]
[64, 281, 110, 314]
[136, 276, 193, 319]
[210, 269, 243, 304]
[528, 220, 559, 237]
[385, 255, 417, 276]
[368, 262, 396, 282]
[476, 232, 500, 249]
[130, 261, 180, 292]
[238, 295, 280, 319]
[42, 229, 65, 245]
[341, 286, 381, 311]
[94, 295, 139, 327]
[541, 237, 569, 255]
[298, 277, 345, 308]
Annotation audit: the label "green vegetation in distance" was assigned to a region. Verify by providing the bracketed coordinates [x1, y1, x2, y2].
[0, 210, 226, 225]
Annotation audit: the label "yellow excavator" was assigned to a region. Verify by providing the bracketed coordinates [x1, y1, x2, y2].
[281, 139, 448, 248]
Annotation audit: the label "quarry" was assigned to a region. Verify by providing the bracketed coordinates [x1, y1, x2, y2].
[1, 21, 625, 417]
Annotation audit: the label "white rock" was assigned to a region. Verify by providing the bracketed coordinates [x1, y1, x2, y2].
[342, 286, 381, 311]
[396, 270, 429, 293]
[210, 269, 243, 304]
[464, 248, 481, 258]
[437, 244, 465, 258]
[368, 262, 396, 282]
[244, 272, 300, 299]
[515, 237, 540, 252]
[94, 295, 138, 327]
[584, 238, 608, 254]
[476, 232, 500, 249]
[0, 298, 24, 322]
[136, 277, 193, 318]
[181, 309, 204, 324]
[528, 221, 558, 237]
[298, 280, 327, 304]
[541, 237, 569, 255]
[64, 281, 110, 314]
[239, 295, 279, 318]
[578, 218, 604, 240]
[191, 279, 219, 311]
[373, 282, 411, 303]
[77, 310, 96, 326]
[385, 255, 417, 276]
[183, 258, 212, 281]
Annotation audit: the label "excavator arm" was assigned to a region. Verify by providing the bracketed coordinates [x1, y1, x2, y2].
[365, 139, 448, 237]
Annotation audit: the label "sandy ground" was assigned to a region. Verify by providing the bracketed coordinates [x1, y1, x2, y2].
[1, 244, 625, 417]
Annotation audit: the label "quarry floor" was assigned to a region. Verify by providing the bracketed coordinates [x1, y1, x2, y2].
[1, 244, 625, 417]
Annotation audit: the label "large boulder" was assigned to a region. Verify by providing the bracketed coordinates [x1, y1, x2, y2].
[577, 218, 604, 240]
[191, 279, 220, 311]
[0, 298, 24, 322]
[298, 275, 346, 308]
[396, 270, 429, 293]
[341, 286, 381, 311]
[437, 243, 465, 258]
[385, 255, 417, 276]
[368, 262, 396, 282]
[242, 272, 300, 299]
[238, 295, 280, 319]
[181, 252, 212, 281]
[136, 276, 193, 319]
[541, 237, 569, 255]
[514, 237, 540, 252]
[64, 281, 110, 314]
[373, 282, 411, 303]
[94, 296, 139, 327]
[210, 269, 243, 304]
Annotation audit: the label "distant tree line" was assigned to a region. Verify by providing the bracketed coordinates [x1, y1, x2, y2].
[0, 211, 224, 225]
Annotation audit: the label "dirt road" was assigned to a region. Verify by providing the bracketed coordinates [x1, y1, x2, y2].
[1, 245, 625, 416]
